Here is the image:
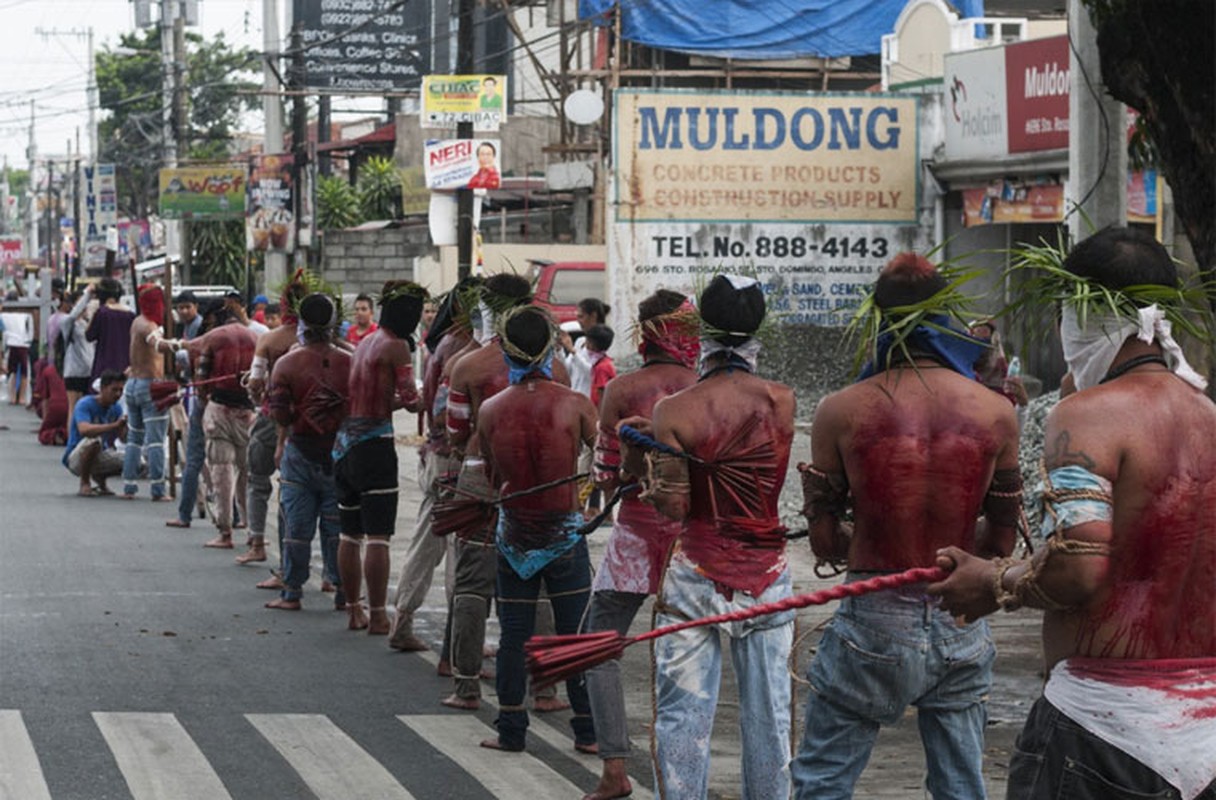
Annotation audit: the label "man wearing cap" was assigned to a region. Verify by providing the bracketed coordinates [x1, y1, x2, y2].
[251, 294, 269, 325]
[120, 284, 181, 501]
[476, 305, 599, 754]
[929, 228, 1216, 800]
[264, 293, 351, 611]
[334, 280, 428, 635]
[634, 274, 796, 800]
[791, 253, 1020, 799]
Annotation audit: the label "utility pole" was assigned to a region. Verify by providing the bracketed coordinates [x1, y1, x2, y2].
[262, 0, 287, 292]
[317, 96, 332, 177]
[160, 0, 180, 272]
[45, 159, 54, 271]
[456, 0, 476, 281]
[1067, 0, 1126, 240]
[26, 100, 38, 261]
[87, 27, 97, 162]
[174, 9, 191, 285]
[290, 22, 308, 267]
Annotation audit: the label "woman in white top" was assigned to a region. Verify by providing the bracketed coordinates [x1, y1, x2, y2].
[61, 286, 98, 420]
[558, 297, 610, 398]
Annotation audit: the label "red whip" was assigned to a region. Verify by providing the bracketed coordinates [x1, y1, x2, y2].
[525, 566, 947, 689]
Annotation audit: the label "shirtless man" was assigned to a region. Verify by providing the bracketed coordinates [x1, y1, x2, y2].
[441, 274, 567, 710]
[388, 278, 479, 655]
[241, 277, 309, 568]
[633, 274, 795, 800]
[477, 305, 598, 753]
[264, 293, 351, 611]
[929, 227, 1216, 800]
[582, 290, 699, 800]
[333, 280, 427, 635]
[195, 308, 259, 549]
[790, 253, 1020, 799]
[121, 284, 180, 501]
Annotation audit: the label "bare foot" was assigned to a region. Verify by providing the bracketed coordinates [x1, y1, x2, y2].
[256, 575, 285, 590]
[265, 597, 301, 611]
[78, 486, 100, 497]
[388, 629, 429, 652]
[440, 694, 480, 710]
[120, 494, 136, 501]
[436, 659, 452, 677]
[235, 546, 266, 564]
[367, 608, 390, 636]
[347, 604, 369, 631]
[483, 643, 498, 658]
[165, 519, 191, 528]
[204, 535, 234, 549]
[320, 580, 335, 593]
[151, 495, 172, 503]
[581, 781, 632, 800]
[94, 482, 114, 496]
[479, 738, 523, 753]
[532, 697, 571, 713]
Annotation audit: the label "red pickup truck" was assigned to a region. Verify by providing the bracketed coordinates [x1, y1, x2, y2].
[529, 260, 606, 324]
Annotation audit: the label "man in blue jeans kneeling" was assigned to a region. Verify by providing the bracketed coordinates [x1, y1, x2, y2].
[792, 252, 1022, 799]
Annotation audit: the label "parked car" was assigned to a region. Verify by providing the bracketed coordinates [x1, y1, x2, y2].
[529, 260, 606, 324]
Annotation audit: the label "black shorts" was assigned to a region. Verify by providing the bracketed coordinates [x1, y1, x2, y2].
[334, 438, 398, 537]
[64, 376, 91, 394]
[6, 346, 29, 375]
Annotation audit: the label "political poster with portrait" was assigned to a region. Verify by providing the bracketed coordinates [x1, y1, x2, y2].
[246, 154, 295, 253]
[421, 74, 507, 131]
[424, 139, 502, 191]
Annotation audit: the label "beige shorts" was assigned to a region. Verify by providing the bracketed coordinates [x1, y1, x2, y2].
[66, 437, 123, 478]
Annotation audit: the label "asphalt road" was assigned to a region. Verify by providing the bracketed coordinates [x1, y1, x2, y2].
[0, 401, 629, 800]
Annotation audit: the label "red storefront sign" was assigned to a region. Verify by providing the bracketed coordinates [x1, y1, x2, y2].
[1005, 35, 1069, 153]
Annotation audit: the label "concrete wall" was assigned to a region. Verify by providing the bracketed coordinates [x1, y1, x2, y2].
[319, 226, 429, 297]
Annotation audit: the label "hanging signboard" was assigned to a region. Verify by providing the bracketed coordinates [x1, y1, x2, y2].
[294, 0, 431, 92]
[78, 163, 118, 270]
[246, 154, 295, 253]
[159, 166, 246, 220]
[424, 139, 502, 190]
[609, 89, 927, 331]
[421, 74, 507, 131]
[0, 236, 21, 265]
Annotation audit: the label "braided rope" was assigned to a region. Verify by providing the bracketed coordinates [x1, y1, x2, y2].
[619, 424, 686, 458]
[631, 566, 947, 644]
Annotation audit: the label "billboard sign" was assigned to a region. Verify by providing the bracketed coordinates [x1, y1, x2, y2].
[421, 74, 507, 131]
[78, 163, 119, 270]
[424, 139, 502, 190]
[943, 46, 1007, 160]
[246, 154, 295, 253]
[295, 0, 431, 92]
[610, 89, 927, 331]
[159, 166, 246, 220]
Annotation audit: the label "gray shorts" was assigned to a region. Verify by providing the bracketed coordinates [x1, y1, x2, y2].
[66, 438, 123, 479]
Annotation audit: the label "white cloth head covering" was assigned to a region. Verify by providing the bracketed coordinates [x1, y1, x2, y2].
[1060, 304, 1207, 392]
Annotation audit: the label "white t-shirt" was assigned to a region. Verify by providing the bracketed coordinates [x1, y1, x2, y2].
[1, 311, 34, 348]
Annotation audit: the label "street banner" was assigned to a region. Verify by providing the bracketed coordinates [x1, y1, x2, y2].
[78, 163, 118, 270]
[159, 166, 246, 220]
[0, 236, 21, 265]
[294, 0, 431, 92]
[421, 74, 507, 131]
[609, 88, 927, 332]
[424, 139, 502, 190]
[962, 181, 1064, 227]
[116, 220, 152, 263]
[246, 154, 295, 253]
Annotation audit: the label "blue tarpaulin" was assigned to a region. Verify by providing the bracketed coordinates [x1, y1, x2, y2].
[579, 0, 908, 59]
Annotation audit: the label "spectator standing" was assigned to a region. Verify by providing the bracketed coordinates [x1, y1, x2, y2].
[86, 278, 136, 381]
[61, 288, 98, 420]
[346, 293, 379, 345]
[559, 298, 610, 397]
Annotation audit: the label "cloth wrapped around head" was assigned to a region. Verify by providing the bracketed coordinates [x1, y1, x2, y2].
[636, 289, 700, 369]
[137, 284, 166, 323]
[500, 305, 557, 384]
[379, 280, 429, 347]
[296, 292, 338, 344]
[425, 276, 483, 351]
[856, 253, 985, 380]
[697, 274, 766, 374]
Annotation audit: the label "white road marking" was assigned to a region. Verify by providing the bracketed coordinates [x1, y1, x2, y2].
[247, 713, 415, 800]
[0, 710, 52, 800]
[92, 712, 232, 800]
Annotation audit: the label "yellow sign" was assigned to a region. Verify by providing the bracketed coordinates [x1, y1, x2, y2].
[159, 165, 246, 220]
[421, 74, 506, 131]
[614, 90, 918, 224]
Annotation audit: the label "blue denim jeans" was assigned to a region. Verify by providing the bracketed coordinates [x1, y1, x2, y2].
[791, 573, 995, 800]
[176, 397, 205, 524]
[121, 377, 168, 498]
[278, 440, 340, 602]
[651, 555, 794, 800]
[495, 538, 594, 751]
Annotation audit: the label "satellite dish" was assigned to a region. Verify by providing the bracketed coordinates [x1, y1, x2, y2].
[564, 89, 604, 126]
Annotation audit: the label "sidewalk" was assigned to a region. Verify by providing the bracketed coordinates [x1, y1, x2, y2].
[292, 411, 1043, 799]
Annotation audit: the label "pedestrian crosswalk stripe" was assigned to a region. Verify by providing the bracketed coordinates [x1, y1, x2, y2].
[398, 715, 588, 800]
[92, 712, 233, 800]
[0, 710, 52, 800]
[247, 713, 416, 800]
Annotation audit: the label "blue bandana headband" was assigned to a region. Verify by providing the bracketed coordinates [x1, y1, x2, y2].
[857, 313, 986, 381]
[504, 348, 555, 385]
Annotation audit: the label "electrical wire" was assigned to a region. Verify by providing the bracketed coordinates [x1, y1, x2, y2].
[1065, 26, 1111, 221]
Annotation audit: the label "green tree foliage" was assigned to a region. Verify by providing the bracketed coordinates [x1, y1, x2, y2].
[316, 175, 361, 230]
[1082, 0, 1215, 307]
[356, 156, 402, 221]
[190, 219, 246, 289]
[96, 28, 259, 219]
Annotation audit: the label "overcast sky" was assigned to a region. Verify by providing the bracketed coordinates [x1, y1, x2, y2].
[0, 0, 281, 170]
